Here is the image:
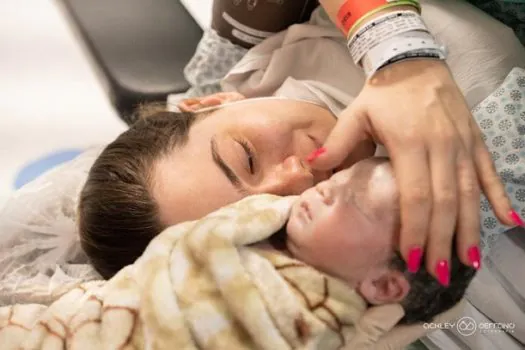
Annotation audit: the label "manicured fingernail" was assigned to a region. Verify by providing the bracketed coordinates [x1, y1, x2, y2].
[467, 246, 481, 270]
[435, 260, 450, 287]
[509, 210, 524, 227]
[407, 246, 423, 273]
[306, 147, 326, 162]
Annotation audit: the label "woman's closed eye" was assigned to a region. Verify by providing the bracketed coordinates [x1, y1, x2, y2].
[236, 138, 257, 175]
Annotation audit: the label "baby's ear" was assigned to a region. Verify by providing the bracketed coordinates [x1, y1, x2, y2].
[177, 92, 246, 112]
[357, 269, 410, 305]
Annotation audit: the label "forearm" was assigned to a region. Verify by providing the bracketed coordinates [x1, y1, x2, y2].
[211, 0, 318, 48]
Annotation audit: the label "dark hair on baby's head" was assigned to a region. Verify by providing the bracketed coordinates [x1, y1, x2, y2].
[78, 104, 199, 279]
[390, 251, 476, 325]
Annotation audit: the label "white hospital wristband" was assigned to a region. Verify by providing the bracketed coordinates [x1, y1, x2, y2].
[347, 11, 428, 67]
[361, 31, 447, 77]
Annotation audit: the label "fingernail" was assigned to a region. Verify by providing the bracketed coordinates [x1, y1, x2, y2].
[509, 210, 524, 227]
[306, 147, 327, 162]
[435, 260, 450, 287]
[407, 246, 423, 273]
[467, 246, 481, 270]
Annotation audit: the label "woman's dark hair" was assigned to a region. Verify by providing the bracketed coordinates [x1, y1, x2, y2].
[78, 104, 199, 279]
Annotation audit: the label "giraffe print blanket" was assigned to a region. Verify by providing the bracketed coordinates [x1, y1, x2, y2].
[0, 194, 407, 349]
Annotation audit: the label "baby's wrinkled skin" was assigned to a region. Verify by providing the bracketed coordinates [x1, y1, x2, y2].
[286, 158, 405, 298]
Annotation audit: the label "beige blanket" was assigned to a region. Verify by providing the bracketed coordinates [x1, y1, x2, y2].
[0, 194, 409, 350]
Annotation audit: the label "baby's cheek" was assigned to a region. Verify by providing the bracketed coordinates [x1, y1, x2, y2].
[286, 221, 339, 268]
[303, 225, 357, 271]
[314, 224, 392, 278]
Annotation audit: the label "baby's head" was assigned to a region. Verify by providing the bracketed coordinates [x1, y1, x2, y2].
[286, 157, 476, 324]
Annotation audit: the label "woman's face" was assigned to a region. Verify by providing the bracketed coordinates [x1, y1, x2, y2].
[153, 98, 337, 225]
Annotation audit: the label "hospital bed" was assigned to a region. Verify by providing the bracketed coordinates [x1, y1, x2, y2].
[1, 0, 524, 349]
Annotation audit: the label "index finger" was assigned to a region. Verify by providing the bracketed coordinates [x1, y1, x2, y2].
[308, 104, 369, 171]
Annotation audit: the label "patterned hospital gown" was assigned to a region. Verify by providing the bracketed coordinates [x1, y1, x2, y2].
[472, 68, 525, 254]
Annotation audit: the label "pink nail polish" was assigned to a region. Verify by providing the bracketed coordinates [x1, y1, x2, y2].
[467, 246, 481, 270]
[306, 147, 326, 163]
[435, 260, 450, 287]
[407, 246, 423, 273]
[509, 210, 524, 227]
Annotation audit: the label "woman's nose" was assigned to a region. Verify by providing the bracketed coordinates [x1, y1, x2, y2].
[261, 155, 315, 195]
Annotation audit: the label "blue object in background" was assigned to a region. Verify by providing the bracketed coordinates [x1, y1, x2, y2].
[14, 149, 83, 189]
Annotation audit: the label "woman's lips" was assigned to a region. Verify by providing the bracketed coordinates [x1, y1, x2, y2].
[307, 134, 343, 176]
[299, 152, 329, 184]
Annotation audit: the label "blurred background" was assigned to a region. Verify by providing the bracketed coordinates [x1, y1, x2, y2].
[0, 0, 211, 209]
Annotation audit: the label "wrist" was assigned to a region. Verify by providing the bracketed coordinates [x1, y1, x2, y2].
[347, 10, 446, 76]
[369, 59, 450, 84]
[362, 30, 447, 77]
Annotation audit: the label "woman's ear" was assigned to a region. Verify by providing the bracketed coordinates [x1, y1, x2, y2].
[357, 269, 410, 305]
[177, 92, 246, 112]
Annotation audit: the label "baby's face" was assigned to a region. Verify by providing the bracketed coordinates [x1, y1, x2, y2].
[286, 158, 399, 285]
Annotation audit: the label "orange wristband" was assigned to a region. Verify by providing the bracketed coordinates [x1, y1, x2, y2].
[337, 0, 420, 36]
[337, 0, 389, 34]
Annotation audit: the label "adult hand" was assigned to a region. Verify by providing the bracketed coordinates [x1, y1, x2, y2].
[308, 59, 515, 284]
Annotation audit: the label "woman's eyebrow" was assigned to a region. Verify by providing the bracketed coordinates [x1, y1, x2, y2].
[210, 136, 248, 194]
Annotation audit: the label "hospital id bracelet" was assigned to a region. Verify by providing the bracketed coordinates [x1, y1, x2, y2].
[346, 10, 429, 67]
[337, 0, 421, 37]
[361, 31, 447, 78]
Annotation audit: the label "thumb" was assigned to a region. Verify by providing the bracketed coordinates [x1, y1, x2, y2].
[309, 104, 370, 171]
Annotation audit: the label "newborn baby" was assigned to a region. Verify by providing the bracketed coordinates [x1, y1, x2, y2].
[278, 157, 476, 324]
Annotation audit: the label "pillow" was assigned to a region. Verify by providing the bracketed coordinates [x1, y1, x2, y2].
[421, 0, 525, 108]
[0, 147, 103, 305]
